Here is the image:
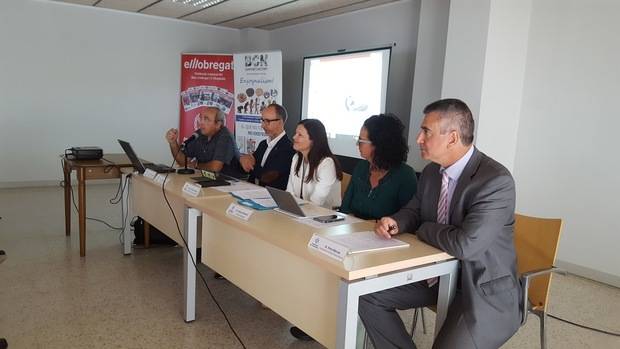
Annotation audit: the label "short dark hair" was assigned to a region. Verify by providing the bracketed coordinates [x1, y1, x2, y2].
[295, 119, 343, 182]
[363, 114, 408, 170]
[423, 98, 474, 145]
[268, 103, 288, 123]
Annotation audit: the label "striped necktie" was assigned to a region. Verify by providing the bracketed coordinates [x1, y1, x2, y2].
[437, 170, 450, 224]
[428, 170, 450, 288]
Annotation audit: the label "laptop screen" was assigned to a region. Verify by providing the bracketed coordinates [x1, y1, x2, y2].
[117, 139, 146, 173]
[266, 186, 306, 217]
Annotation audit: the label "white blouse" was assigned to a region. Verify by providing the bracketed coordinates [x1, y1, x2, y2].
[286, 153, 342, 209]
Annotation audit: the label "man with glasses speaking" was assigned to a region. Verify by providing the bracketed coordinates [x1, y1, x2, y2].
[239, 103, 295, 189]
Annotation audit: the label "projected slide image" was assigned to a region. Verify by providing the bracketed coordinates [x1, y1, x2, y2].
[302, 48, 391, 158]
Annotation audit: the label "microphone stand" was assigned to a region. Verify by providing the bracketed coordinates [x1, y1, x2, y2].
[176, 143, 195, 175]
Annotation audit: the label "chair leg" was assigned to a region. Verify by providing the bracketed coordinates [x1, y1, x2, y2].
[531, 310, 547, 349]
[539, 311, 547, 349]
[410, 307, 427, 339]
[420, 308, 427, 334]
[410, 308, 420, 338]
[363, 330, 369, 349]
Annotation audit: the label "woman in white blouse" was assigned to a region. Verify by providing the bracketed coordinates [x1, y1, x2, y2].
[286, 119, 343, 209]
[287, 119, 343, 341]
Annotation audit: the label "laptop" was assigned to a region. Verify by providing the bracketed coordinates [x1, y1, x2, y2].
[117, 139, 175, 174]
[265, 186, 333, 218]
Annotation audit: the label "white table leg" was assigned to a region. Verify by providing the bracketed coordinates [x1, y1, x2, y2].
[435, 259, 459, 336]
[336, 280, 360, 349]
[183, 207, 200, 322]
[122, 173, 133, 255]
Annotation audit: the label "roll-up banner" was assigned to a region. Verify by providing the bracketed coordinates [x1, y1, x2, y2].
[233, 51, 283, 154]
[179, 53, 235, 140]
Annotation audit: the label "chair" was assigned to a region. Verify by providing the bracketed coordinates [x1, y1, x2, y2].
[514, 213, 564, 349]
[341, 172, 352, 199]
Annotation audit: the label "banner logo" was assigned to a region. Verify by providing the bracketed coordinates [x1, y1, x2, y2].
[184, 58, 233, 72]
[244, 54, 269, 71]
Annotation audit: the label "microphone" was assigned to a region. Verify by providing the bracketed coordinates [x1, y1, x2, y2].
[181, 131, 201, 148]
[178, 130, 200, 175]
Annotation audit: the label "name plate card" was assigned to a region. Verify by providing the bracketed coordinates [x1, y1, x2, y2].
[308, 233, 348, 262]
[226, 203, 254, 221]
[182, 182, 202, 197]
[154, 173, 169, 185]
[143, 169, 157, 179]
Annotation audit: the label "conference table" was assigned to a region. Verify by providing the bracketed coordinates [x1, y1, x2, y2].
[62, 153, 137, 257]
[123, 171, 458, 349]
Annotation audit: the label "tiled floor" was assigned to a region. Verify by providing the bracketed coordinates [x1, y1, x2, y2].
[1, 184, 619, 348]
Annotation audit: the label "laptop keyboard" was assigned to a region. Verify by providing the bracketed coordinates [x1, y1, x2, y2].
[145, 164, 174, 173]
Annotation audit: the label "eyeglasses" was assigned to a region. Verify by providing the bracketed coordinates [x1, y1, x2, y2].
[355, 136, 372, 146]
[260, 118, 281, 124]
[199, 116, 217, 123]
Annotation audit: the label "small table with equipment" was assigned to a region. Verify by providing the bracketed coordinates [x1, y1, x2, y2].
[61, 153, 136, 257]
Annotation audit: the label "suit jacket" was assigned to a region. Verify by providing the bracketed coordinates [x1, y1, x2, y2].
[392, 148, 521, 349]
[248, 135, 295, 190]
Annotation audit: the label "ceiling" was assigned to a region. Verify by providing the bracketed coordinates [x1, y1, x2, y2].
[54, 0, 400, 30]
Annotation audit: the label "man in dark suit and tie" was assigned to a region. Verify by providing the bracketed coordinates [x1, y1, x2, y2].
[239, 103, 295, 190]
[361, 98, 521, 349]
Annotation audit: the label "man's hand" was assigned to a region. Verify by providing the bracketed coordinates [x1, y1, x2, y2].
[239, 154, 256, 172]
[375, 217, 399, 239]
[166, 128, 179, 145]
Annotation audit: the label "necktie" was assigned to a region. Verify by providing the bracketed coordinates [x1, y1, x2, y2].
[429, 170, 450, 288]
[437, 170, 450, 224]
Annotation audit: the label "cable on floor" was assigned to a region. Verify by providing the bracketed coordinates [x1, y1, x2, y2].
[547, 313, 620, 337]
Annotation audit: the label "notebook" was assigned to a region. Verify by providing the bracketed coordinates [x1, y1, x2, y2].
[117, 139, 174, 174]
[265, 186, 333, 218]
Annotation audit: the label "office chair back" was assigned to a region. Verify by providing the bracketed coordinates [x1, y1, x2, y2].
[514, 214, 563, 312]
[341, 172, 352, 199]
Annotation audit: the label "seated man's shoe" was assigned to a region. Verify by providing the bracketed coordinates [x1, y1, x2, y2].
[0, 338, 7, 349]
[290, 326, 314, 341]
[0, 250, 6, 264]
[213, 272, 225, 280]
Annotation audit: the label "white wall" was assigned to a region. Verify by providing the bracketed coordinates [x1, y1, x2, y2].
[0, 0, 241, 186]
[476, 0, 532, 172]
[269, 0, 421, 140]
[440, 0, 490, 121]
[424, 0, 619, 285]
[426, 0, 533, 173]
[407, 0, 450, 171]
[239, 28, 271, 52]
[513, 0, 620, 285]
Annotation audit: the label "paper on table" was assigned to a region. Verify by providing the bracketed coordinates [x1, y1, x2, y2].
[250, 198, 278, 208]
[327, 231, 409, 254]
[213, 182, 260, 193]
[231, 188, 270, 199]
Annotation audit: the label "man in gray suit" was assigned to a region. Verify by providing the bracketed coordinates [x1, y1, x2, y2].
[360, 99, 521, 349]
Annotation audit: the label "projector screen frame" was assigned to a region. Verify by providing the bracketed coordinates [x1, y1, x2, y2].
[299, 45, 393, 159]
